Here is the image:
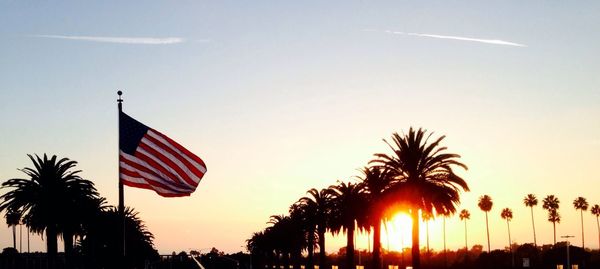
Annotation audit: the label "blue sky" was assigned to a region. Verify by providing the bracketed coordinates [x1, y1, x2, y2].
[1, 1, 599, 254]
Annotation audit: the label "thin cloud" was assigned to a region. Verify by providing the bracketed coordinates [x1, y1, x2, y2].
[367, 29, 526, 47]
[32, 34, 184, 45]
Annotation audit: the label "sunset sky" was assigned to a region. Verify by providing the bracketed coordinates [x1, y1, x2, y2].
[1, 1, 599, 255]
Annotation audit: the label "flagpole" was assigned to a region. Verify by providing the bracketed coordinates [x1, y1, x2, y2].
[117, 91, 126, 258]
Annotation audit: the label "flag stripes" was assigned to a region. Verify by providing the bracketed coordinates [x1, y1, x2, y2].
[119, 112, 206, 197]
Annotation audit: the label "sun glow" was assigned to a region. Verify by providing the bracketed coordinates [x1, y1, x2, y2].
[382, 213, 413, 251]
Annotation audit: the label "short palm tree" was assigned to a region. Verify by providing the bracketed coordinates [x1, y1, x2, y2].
[478, 195, 493, 252]
[523, 194, 538, 246]
[0, 154, 99, 257]
[542, 195, 560, 244]
[81, 206, 158, 269]
[5, 209, 21, 249]
[422, 210, 433, 254]
[371, 128, 469, 269]
[501, 208, 514, 267]
[547, 209, 561, 244]
[299, 188, 332, 269]
[459, 209, 470, 250]
[591, 204, 600, 250]
[573, 197, 589, 248]
[440, 209, 452, 267]
[328, 181, 366, 269]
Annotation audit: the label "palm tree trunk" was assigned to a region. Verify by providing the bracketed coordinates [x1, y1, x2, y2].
[530, 207, 537, 246]
[46, 225, 58, 255]
[580, 209, 585, 248]
[485, 212, 491, 252]
[347, 223, 355, 269]
[411, 209, 421, 269]
[507, 220, 513, 268]
[372, 217, 382, 269]
[64, 231, 74, 268]
[464, 220, 468, 251]
[12, 225, 16, 249]
[46, 224, 58, 269]
[318, 227, 326, 269]
[553, 221, 556, 245]
[596, 216, 600, 251]
[307, 227, 315, 269]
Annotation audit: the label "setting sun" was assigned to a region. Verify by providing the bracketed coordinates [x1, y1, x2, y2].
[382, 213, 413, 251]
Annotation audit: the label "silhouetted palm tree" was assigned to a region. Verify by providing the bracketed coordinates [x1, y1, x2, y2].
[288, 203, 311, 269]
[81, 206, 158, 269]
[422, 210, 433, 254]
[5, 209, 20, 249]
[573, 197, 589, 248]
[329, 181, 366, 269]
[547, 209, 561, 244]
[501, 208, 514, 267]
[0, 154, 99, 258]
[591, 204, 600, 250]
[542, 195, 560, 244]
[268, 214, 290, 268]
[358, 166, 394, 269]
[478, 195, 493, 252]
[372, 128, 469, 269]
[440, 209, 452, 267]
[299, 188, 333, 269]
[523, 194, 538, 246]
[291, 201, 317, 268]
[459, 209, 470, 257]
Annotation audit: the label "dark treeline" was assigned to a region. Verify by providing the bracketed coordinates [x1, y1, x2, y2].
[247, 128, 470, 269]
[247, 128, 600, 269]
[0, 154, 159, 269]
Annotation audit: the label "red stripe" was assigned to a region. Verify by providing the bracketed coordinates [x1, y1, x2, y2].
[120, 155, 193, 192]
[133, 150, 184, 186]
[152, 129, 207, 169]
[120, 168, 184, 193]
[138, 139, 198, 187]
[122, 180, 190, 197]
[144, 133, 204, 181]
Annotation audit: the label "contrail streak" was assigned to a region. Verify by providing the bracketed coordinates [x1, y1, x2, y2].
[368, 29, 526, 47]
[32, 34, 184, 45]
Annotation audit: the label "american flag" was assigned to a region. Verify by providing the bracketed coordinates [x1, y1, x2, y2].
[119, 112, 206, 197]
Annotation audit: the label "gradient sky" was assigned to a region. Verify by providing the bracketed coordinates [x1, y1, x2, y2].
[1, 1, 599, 255]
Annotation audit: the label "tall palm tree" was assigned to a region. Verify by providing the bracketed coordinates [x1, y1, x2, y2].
[501, 208, 514, 267]
[573, 197, 589, 248]
[591, 204, 600, 250]
[328, 181, 366, 269]
[299, 188, 332, 269]
[5, 209, 20, 249]
[372, 128, 469, 269]
[478, 195, 493, 252]
[523, 194, 538, 246]
[358, 166, 394, 269]
[0, 154, 99, 257]
[542, 195, 560, 244]
[459, 209, 470, 250]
